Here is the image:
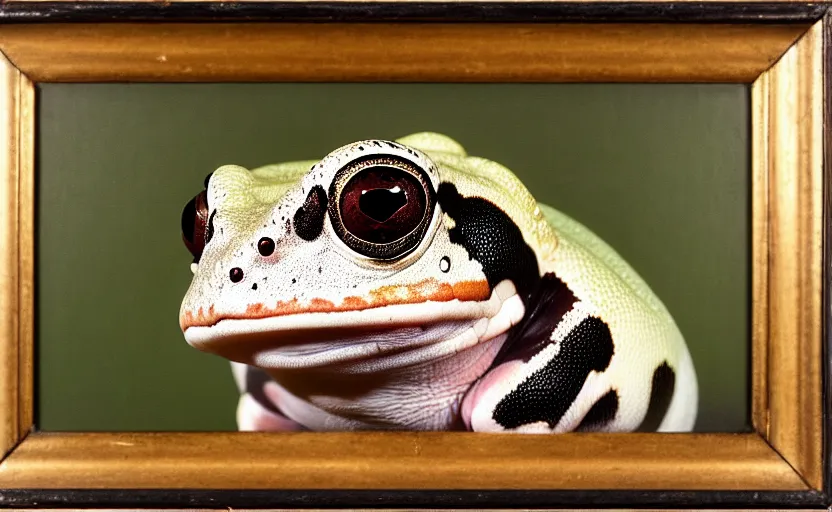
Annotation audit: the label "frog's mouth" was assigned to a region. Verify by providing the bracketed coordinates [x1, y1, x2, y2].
[183, 280, 524, 371]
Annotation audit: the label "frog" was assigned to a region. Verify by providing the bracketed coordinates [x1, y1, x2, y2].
[179, 132, 698, 433]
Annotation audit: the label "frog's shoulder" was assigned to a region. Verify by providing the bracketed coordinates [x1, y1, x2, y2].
[540, 203, 670, 317]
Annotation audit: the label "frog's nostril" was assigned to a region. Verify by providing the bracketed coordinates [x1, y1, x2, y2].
[230, 267, 244, 283]
[258, 237, 276, 257]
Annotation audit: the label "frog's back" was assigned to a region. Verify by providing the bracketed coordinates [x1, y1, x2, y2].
[540, 204, 672, 320]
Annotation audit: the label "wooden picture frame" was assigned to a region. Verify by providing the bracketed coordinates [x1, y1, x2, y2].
[0, 2, 828, 508]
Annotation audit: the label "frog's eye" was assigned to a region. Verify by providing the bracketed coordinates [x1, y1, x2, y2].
[328, 155, 435, 260]
[182, 189, 210, 263]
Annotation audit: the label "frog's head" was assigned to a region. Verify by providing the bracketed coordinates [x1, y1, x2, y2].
[179, 133, 552, 371]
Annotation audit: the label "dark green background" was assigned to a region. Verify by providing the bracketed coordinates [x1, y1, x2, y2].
[37, 84, 749, 432]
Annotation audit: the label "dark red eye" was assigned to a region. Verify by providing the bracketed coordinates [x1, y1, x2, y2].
[182, 189, 210, 263]
[340, 167, 426, 245]
[329, 155, 435, 260]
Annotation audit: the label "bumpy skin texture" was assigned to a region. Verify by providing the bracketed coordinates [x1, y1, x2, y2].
[180, 132, 698, 433]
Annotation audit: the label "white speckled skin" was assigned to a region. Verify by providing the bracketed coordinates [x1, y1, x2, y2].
[180, 132, 697, 432]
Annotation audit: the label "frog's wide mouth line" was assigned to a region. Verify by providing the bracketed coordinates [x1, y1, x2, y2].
[183, 280, 523, 368]
[185, 282, 524, 370]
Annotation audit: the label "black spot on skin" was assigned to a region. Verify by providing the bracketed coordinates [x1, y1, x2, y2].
[492, 316, 614, 429]
[230, 267, 244, 283]
[358, 146, 365, 151]
[293, 185, 328, 241]
[493, 273, 578, 364]
[437, 183, 539, 300]
[206, 210, 216, 244]
[318, 266, 322, 273]
[575, 390, 619, 432]
[291, 278, 297, 284]
[251, 283, 258, 291]
[636, 362, 676, 432]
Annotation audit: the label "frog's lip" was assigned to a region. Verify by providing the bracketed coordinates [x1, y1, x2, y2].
[180, 277, 492, 331]
[183, 280, 522, 369]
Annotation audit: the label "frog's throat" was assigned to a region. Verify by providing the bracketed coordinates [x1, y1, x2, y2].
[184, 280, 524, 371]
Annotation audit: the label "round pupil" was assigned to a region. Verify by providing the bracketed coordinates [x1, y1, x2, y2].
[340, 166, 427, 245]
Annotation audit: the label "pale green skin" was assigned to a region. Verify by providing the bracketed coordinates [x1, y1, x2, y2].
[180, 132, 698, 432]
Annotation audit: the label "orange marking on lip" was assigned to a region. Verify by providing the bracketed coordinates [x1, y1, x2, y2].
[180, 304, 217, 331]
[342, 296, 370, 309]
[453, 280, 491, 299]
[246, 303, 267, 315]
[181, 278, 490, 330]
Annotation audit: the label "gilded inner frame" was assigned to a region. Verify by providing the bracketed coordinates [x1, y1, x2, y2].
[0, 18, 824, 494]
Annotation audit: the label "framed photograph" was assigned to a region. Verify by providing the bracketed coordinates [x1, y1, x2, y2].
[0, 2, 828, 508]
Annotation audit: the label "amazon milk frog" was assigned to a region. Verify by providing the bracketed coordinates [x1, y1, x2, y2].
[179, 132, 698, 432]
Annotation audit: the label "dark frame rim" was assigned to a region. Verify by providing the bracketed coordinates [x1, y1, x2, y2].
[0, 1, 827, 24]
[0, 489, 828, 509]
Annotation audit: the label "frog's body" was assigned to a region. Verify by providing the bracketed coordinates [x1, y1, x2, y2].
[180, 132, 697, 432]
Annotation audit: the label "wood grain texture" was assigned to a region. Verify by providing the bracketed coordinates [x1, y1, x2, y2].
[761, 20, 824, 490]
[0, 23, 809, 83]
[0, 51, 21, 460]
[0, 432, 809, 490]
[751, 71, 770, 437]
[16, 73, 33, 440]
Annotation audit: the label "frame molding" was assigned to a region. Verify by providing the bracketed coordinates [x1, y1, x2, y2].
[0, 5, 827, 508]
[0, 23, 812, 83]
[753, 19, 824, 489]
